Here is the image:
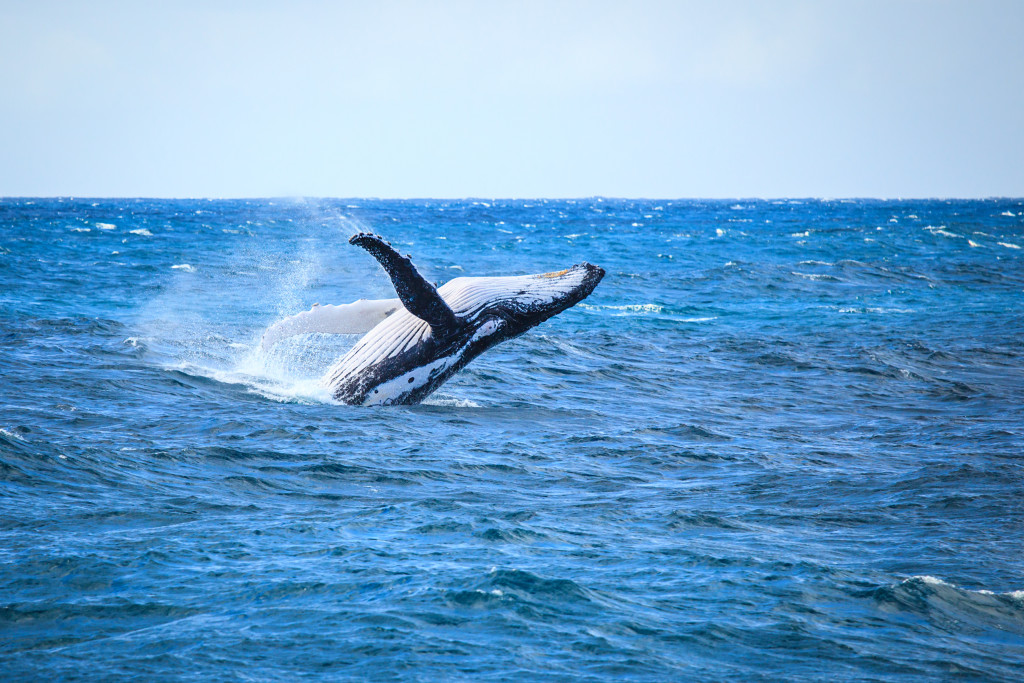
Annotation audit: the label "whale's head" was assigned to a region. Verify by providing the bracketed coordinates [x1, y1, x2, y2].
[439, 262, 605, 339]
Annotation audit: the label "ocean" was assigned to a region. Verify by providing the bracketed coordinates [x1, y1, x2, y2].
[1, 197, 1022, 680]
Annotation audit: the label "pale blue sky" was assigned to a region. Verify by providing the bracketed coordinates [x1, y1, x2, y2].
[2, 0, 1022, 198]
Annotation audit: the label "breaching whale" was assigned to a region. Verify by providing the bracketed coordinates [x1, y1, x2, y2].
[262, 232, 604, 405]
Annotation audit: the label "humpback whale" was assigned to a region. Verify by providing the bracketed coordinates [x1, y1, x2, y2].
[262, 233, 604, 405]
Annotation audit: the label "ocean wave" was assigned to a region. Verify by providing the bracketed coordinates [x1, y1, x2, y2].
[579, 303, 664, 314]
[924, 225, 961, 238]
[836, 306, 915, 314]
[867, 575, 1024, 634]
[791, 271, 841, 282]
[165, 360, 334, 405]
[0, 427, 26, 442]
[422, 395, 481, 408]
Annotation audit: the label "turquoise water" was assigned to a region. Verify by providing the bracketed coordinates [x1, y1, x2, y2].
[2, 197, 1023, 680]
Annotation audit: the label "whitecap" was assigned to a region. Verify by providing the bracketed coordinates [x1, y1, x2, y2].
[579, 303, 664, 314]
[924, 225, 960, 238]
[422, 395, 481, 408]
[130, 228, 153, 236]
[0, 427, 25, 441]
[1001, 210, 1016, 217]
[968, 240, 981, 248]
[171, 264, 196, 272]
[999, 241, 1021, 249]
[903, 575, 1024, 602]
[95, 222, 116, 230]
[71, 227, 91, 232]
[838, 307, 915, 314]
[790, 231, 810, 237]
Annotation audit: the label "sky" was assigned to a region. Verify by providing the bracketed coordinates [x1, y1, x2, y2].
[1, 0, 1022, 198]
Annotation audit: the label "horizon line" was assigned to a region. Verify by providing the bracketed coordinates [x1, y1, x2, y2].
[3, 195, 1023, 202]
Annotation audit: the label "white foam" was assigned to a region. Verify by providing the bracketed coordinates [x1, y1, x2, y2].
[790, 231, 810, 237]
[838, 307, 915, 314]
[1001, 211, 1016, 217]
[968, 240, 981, 248]
[422, 395, 481, 408]
[905, 575, 1024, 601]
[579, 303, 663, 313]
[95, 222, 116, 230]
[71, 227, 91, 232]
[171, 264, 196, 272]
[171, 360, 335, 405]
[0, 427, 25, 441]
[715, 228, 726, 236]
[792, 271, 835, 281]
[924, 225, 960, 238]
[798, 260, 834, 266]
[998, 241, 1021, 250]
[915, 575, 947, 586]
[130, 228, 153, 237]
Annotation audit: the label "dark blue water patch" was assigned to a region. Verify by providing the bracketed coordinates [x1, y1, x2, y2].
[1, 197, 1023, 680]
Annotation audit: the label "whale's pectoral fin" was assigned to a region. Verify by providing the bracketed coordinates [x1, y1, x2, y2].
[260, 298, 401, 350]
[349, 232, 460, 333]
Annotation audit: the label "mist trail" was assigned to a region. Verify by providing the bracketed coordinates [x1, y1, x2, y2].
[132, 200, 376, 403]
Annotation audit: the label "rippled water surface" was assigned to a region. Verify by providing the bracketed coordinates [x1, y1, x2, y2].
[2, 198, 1023, 680]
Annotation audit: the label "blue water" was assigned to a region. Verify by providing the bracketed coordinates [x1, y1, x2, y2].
[2, 197, 1023, 681]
